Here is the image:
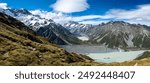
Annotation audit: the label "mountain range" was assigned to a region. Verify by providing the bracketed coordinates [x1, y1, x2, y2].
[1, 8, 150, 48]
[0, 8, 82, 45]
[64, 21, 150, 48]
[0, 10, 150, 66]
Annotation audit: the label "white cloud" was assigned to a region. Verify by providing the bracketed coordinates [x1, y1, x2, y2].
[72, 15, 103, 21]
[105, 5, 150, 20]
[30, 10, 104, 25]
[51, 0, 89, 13]
[102, 4, 150, 25]
[30, 10, 72, 24]
[0, 3, 9, 9]
[75, 4, 150, 25]
[31, 4, 150, 26]
[79, 20, 109, 25]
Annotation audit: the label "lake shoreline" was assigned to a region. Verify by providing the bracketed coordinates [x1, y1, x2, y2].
[59, 45, 150, 63]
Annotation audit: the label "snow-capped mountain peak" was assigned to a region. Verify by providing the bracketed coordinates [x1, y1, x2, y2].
[0, 8, 82, 45]
[63, 20, 150, 48]
[63, 21, 92, 36]
[0, 8, 55, 31]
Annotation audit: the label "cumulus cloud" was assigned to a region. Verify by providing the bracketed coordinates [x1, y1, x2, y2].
[105, 4, 150, 20]
[51, 0, 89, 13]
[0, 3, 9, 9]
[30, 10, 72, 24]
[30, 10, 103, 25]
[101, 4, 150, 25]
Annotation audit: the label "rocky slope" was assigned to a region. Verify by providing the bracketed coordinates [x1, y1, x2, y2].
[0, 8, 81, 45]
[64, 21, 150, 48]
[88, 21, 150, 48]
[63, 21, 92, 36]
[0, 12, 92, 66]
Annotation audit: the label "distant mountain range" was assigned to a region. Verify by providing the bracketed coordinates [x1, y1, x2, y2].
[1, 8, 150, 48]
[64, 21, 150, 48]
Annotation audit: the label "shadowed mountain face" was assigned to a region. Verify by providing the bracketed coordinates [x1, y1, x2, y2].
[0, 12, 92, 66]
[88, 21, 150, 48]
[64, 21, 150, 48]
[36, 23, 82, 45]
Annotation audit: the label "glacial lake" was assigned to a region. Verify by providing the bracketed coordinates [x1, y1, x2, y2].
[60, 45, 148, 63]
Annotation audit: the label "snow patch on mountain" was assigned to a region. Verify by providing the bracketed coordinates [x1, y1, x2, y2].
[0, 8, 55, 31]
[63, 21, 92, 36]
[78, 36, 89, 41]
[16, 15, 53, 31]
[142, 29, 149, 36]
[96, 33, 109, 42]
[124, 34, 134, 47]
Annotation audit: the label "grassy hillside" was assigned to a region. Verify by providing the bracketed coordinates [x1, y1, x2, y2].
[0, 12, 93, 66]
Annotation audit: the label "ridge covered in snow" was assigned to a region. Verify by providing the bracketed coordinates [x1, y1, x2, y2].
[0, 8, 55, 31]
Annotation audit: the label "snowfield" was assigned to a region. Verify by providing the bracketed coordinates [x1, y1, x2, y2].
[78, 36, 89, 41]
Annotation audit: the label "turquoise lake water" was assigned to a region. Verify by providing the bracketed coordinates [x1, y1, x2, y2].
[60, 45, 149, 63]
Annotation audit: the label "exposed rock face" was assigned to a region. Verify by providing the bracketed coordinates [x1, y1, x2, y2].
[64, 21, 150, 48]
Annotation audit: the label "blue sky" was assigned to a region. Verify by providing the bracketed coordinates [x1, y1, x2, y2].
[0, 0, 150, 15]
[0, 0, 150, 25]
[86, 0, 150, 15]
